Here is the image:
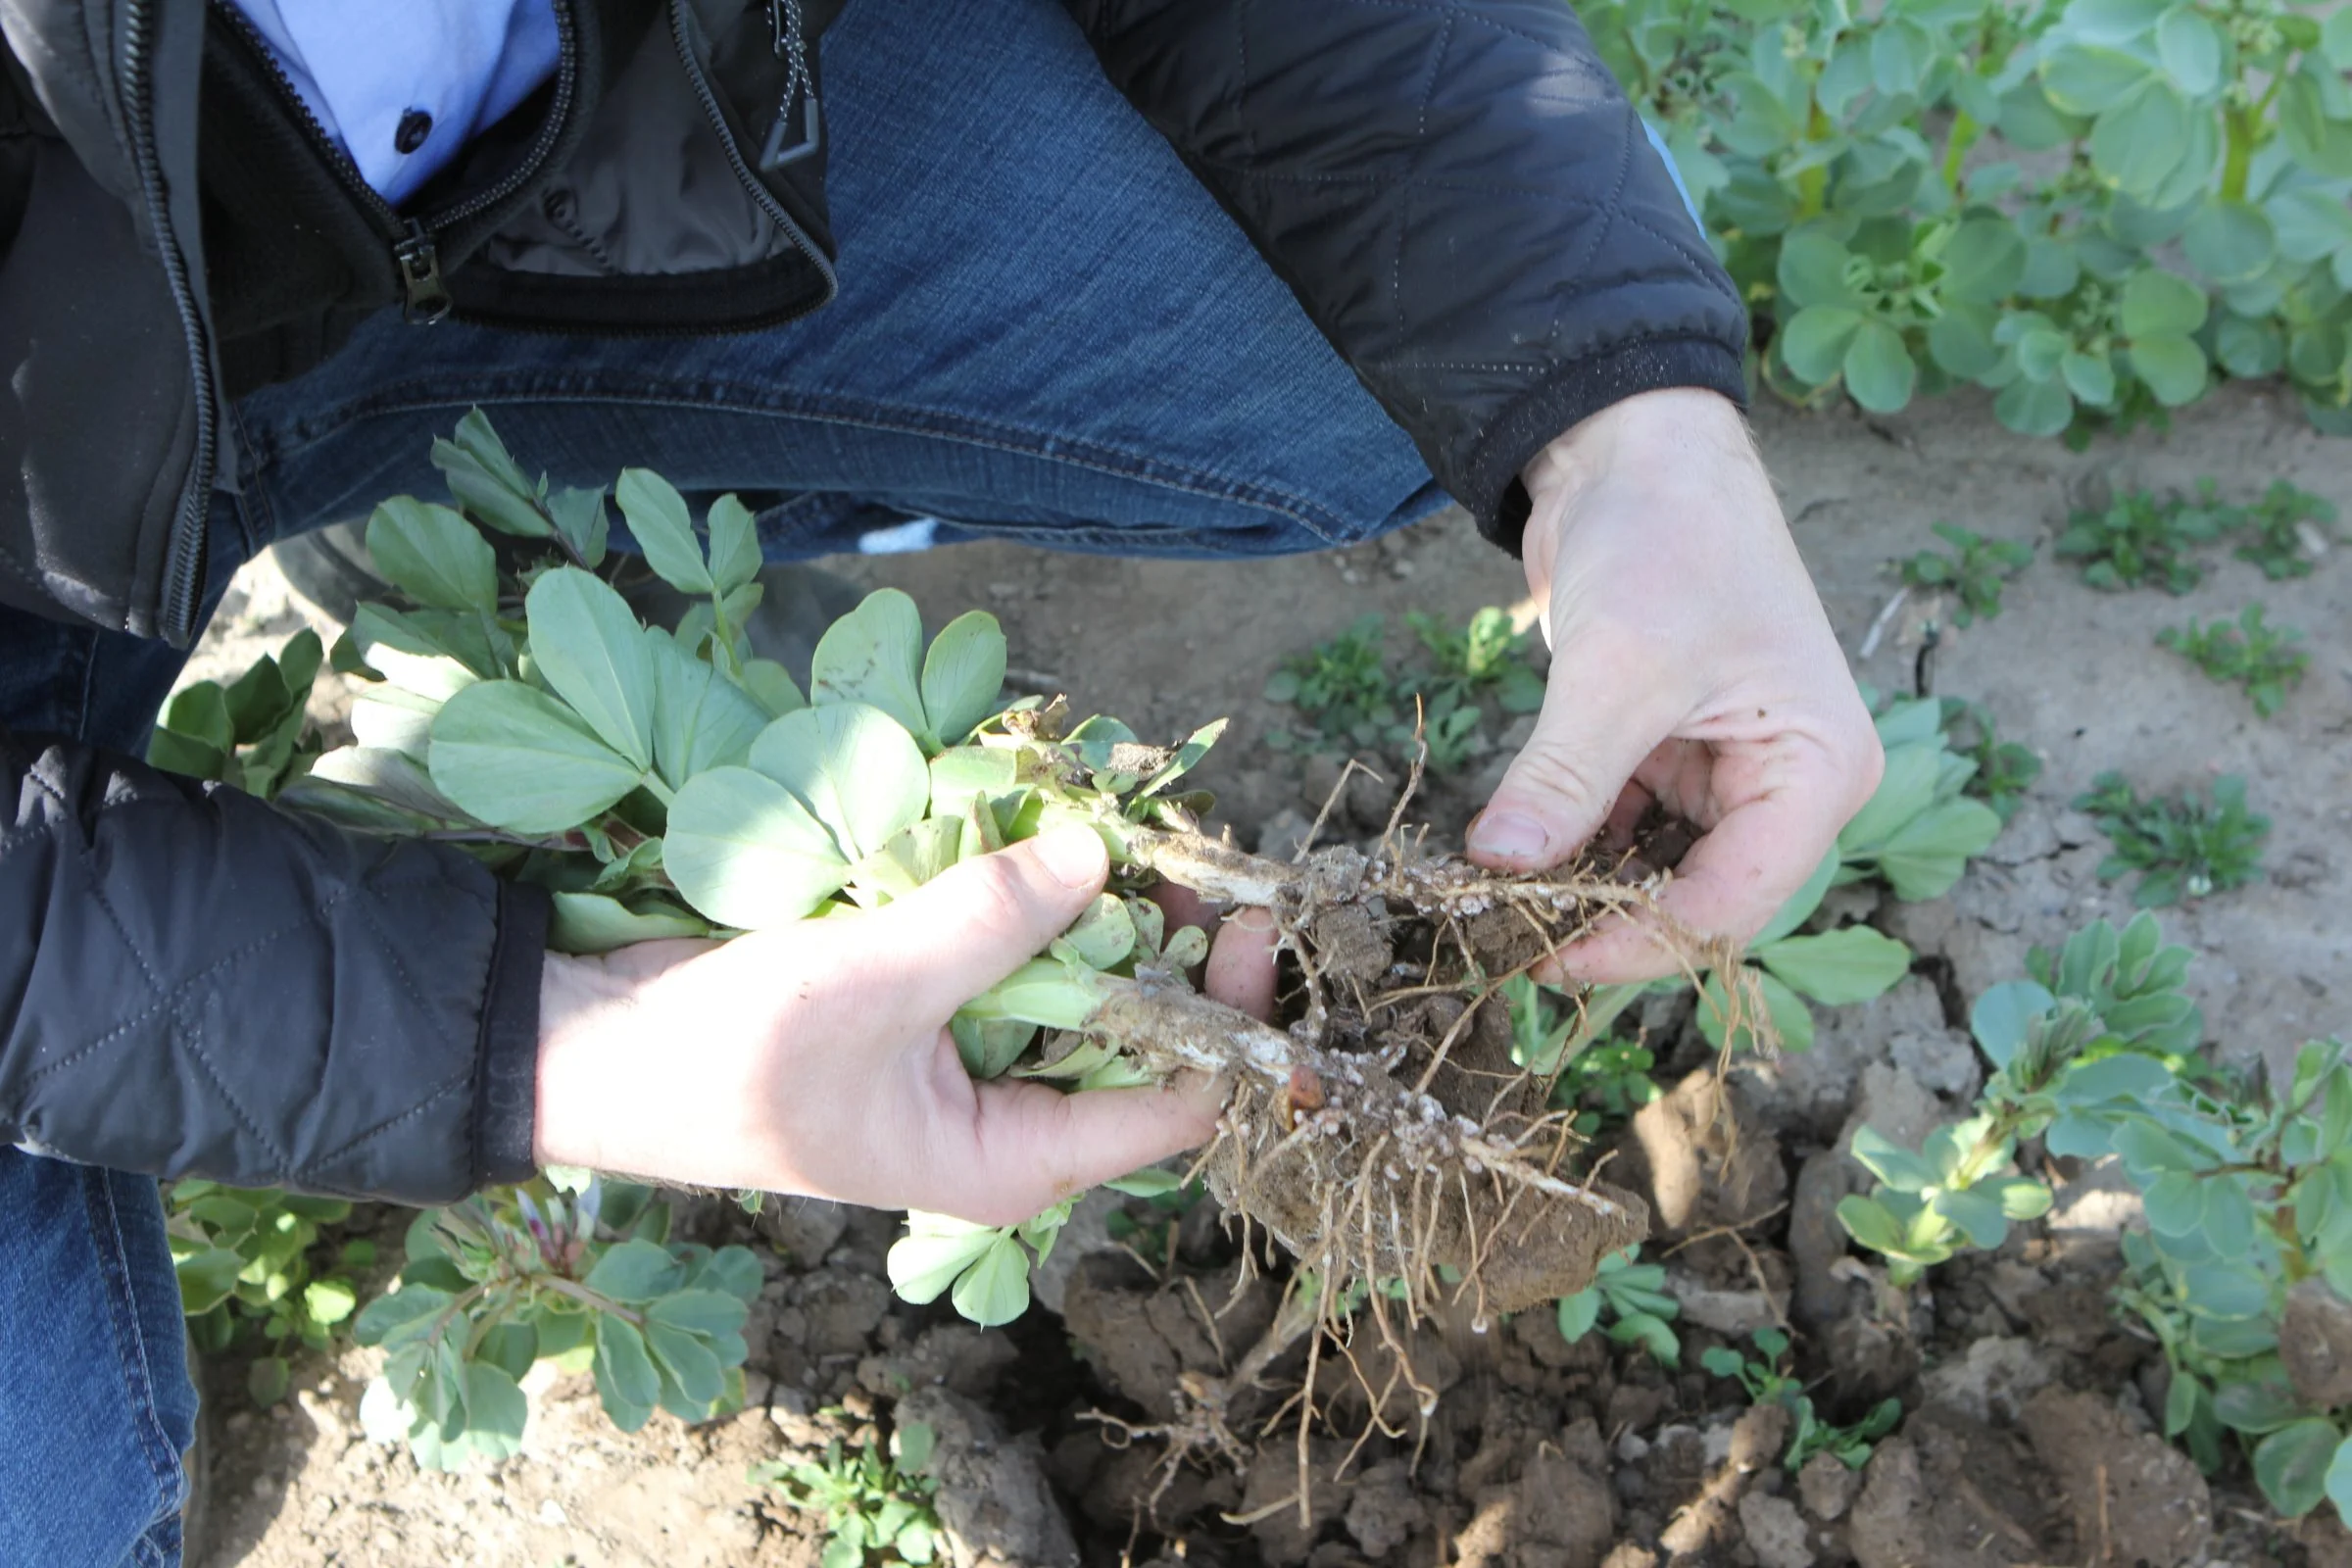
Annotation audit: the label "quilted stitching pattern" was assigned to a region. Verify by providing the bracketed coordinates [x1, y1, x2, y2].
[1063, 0, 1750, 545]
[2, 734, 511, 1203]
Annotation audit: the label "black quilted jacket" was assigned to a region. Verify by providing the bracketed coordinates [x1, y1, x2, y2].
[0, 0, 1744, 1203]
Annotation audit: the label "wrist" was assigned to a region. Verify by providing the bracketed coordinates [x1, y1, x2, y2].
[1520, 389, 1758, 587]
[532, 951, 628, 1172]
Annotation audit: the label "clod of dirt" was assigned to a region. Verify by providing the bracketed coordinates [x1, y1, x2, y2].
[1622, 1068, 1788, 1240]
[1849, 1411, 2061, 1568]
[1659, 1403, 1789, 1559]
[2281, 1280, 2352, 1408]
[1788, 1149, 1863, 1331]
[1739, 1489, 1818, 1568]
[1343, 1458, 1427, 1557]
[1796, 1451, 1862, 1522]
[1058, 1255, 1278, 1423]
[1238, 1433, 1352, 1561]
[1452, 1418, 1618, 1568]
[854, 1322, 1015, 1402]
[1920, 1336, 2058, 1425]
[2021, 1388, 2212, 1568]
[897, 1386, 1080, 1568]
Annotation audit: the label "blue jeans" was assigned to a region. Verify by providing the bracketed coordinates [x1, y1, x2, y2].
[0, 1, 1440, 1561]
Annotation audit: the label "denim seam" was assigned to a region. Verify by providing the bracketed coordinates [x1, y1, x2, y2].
[250, 382, 1369, 545]
[84, 1170, 187, 1540]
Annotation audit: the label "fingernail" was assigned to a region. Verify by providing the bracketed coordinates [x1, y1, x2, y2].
[1468, 809, 1549, 862]
[1230, 906, 1276, 932]
[1033, 825, 1107, 889]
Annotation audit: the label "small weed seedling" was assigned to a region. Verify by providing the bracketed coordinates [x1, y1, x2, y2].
[2230, 481, 2337, 582]
[1554, 1246, 1682, 1365]
[168, 1182, 370, 1405]
[2056, 483, 2234, 595]
[1937, 699, 2041, 823]
[1701, 1329, 1901, 1471]
[2157, 605, 2309, 717]
[1899, 523, 2033, 626]
[757, 1421, 942, 1568]
[1262, 614, 1400, 751]
[1500, 973, 1663, 1135]
[1554, 1037, 1664, 1137]
[2074, 771, 2269, 906]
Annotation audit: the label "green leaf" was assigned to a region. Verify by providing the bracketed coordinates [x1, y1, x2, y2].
[354, 1284, 455, 1348]
[1555, 1288, 1602, 1341]
[2154, 8, 2223, 96]
[525, 567, 657, 769]
[663, 766, 851, 929]
[248, 1354, 291, 1406]
[1994, 374, 2075, 437]
[2130, 333, 2210, 406]
[593, 1315, 660, 1432]
[810, 588, 932, 742]
[614, 468, 712, 595]
[2090, 82, 2191, 198]
[2184, 199, 2278, 285]
[646, 1290, 752, 1344]
[546, 486, 610, 567]
[2060, 349, 2118, 407]
[365, 498, 498, 612]
[647, 631, 768, 789]
[1758, 926, 1913, 1005]
[432, 412, 551, 539]
[1839, 742, 1939, 853]
[704, 494, 762, 599]
[645, 1321, 724, 1410]
[162, 681, 235, 756]
[1930, 1186, 2010, 1249]
[2256, 1420, 2341, 1518]
[1939, 220, 2027, 303]
[303, 1278, 359, 1326]
[1844, 319, 1918, 413]
[1838, 1194, 1909, 1255]
[950, 1234, 1033, 1327]
[146, 725, 228, 783]
[739, 659, 807, 719]
[1780, 230, 1859, 310]
[1849, 1125, 1937, 1192]
[1059, 894, 1137, 970]
[2120, 269, 2211, 338]
[1971, 980, 2055, 1067]
[474, 1322, 540, 1384]
[584, 1239, 683, 1302]
[2325, 7, 2352, 69]
[461, 1361, 529, 1460]
[174, 1248, 248, 1315]
[888, 1214, 1004, 1304]
[921, 611, 1009, 749]
[2201, 1177, 2256, 1256]
[2325, 1436, 2352, 1521]
[427, 681, 645, 834]
[1753, 851, 1839, 948]
[1695, 967, 1814, 1054]
[549, 892, 710, 955]
[1780, 307, 1865, 384]
[1928, 304, 2001, 378]
[749, 703, 932, 862]
[2039, 44, 2152, 116]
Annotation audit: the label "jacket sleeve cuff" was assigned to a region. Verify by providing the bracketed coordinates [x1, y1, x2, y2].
[1460, 335, 1751, 557]
[471, 879, 551, 1190]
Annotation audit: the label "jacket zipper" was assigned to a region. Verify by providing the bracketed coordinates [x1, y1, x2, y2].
[669, 0, 837, 300]
[126, 0, 219, 646]
[208, 0, 580, 322]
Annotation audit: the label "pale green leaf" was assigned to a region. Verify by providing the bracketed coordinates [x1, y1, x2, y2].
[350, 604, 486, 703]
[663, 766, 851, 930]
[810, 589, 932, 741]
[1758, 926, 1913, 1005]
[2120, 269, 2210, 338]
[461, 1361, 528, 1460]
[549, 892, 710, 955]
[427, 681, 644, 834]
[738, 658, 807, 719]
[2183, 199, 2278, 284]
[1844, 318, 1919, 413]
[705, 494, 762, 599]
[951, 1234, 1033, 1326]
[921, 611, 1009, 748]
[749, 703, 931, 861]
[614, 468, 712, 595]
[366, 498, 497, 612]
[1780, 306, 1865, 384]
[647, 630, 768, 789]
[887, 1214, 1004, 1304]
[526, 568, 656, 768]
[2131, 332, 2210, 406]
[2257, 1420, 2340, 1518]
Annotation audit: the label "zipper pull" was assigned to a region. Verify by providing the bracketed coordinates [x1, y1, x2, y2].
[395, 221, 453, 323]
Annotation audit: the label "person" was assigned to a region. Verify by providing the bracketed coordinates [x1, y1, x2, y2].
[0, 1, 1884, 1560]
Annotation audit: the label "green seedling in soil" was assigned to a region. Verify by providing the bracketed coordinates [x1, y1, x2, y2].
[1937, 698, 2041, 823]
[168, 1182, 369, 1406]
[1499, 972, 1665, 1134]
[148, 628, 325, 796]
[756, 1422, 943, 1568]
[1262, 614, 1400, 750]
[2231, 481, 2339, 581]
[2057, 482, 2237, 594]
[1838, 912, 2199, 1283]
[231, 413, 1754, 1461]
[1701, 1329, 1902, 1471]
[1554, 1246, 1683, 1366]
[2074, 770, 2270, 906]
[1102, 1167, 1210, 1274]
[1402, 605, 1546, 746]
[1899, 522, 2034, 626]
[1553, 1037, 1665, 1137]
[2158, 604, 2310, 716]
[355, 1172, 759, 1470]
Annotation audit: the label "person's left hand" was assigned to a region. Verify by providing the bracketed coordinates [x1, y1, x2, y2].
[1465, 388, 1884, 982]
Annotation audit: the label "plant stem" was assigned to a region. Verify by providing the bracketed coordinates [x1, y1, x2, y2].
[1941, 109, 1979, 192]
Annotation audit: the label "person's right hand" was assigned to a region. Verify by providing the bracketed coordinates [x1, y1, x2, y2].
[531, 826, 1276, 1227]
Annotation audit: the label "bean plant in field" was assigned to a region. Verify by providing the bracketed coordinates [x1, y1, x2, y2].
[168, 1182, 369, 1406]
[1582, 0, 2352, 435]
[1837, 910, 2352, 1520]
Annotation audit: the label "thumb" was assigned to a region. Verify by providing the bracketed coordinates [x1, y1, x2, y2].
[1467, 632, 1667, 872]
[869, 825, 1110, 1013]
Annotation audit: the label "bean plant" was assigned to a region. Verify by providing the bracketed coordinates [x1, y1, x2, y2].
[1701, 1328, 1904, 1469]
[168, 1182, 369, 1406]
[1554, 1246, 1685, 1365]
[1582, 0, 2352, 434]
[1837, 912, 2352, 1520]
[755, 1421, 943, 1567]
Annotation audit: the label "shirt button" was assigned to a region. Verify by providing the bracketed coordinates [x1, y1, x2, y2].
[395, 110, 434, 155]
